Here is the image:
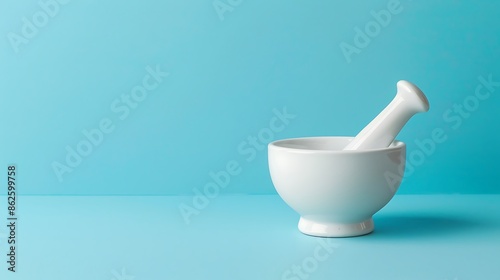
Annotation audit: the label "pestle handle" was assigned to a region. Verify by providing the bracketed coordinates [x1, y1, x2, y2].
[343, 80, 429, 150]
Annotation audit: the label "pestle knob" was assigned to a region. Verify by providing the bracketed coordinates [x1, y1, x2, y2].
[343, 80, 429, 150]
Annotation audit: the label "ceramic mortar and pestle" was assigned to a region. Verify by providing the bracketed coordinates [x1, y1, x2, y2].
[268, 81, 429, 237]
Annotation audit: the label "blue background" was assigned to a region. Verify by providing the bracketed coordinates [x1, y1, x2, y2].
[0, 0, 499, 195]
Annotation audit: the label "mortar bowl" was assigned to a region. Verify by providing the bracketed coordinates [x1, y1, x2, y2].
[268, 137, 406, 237]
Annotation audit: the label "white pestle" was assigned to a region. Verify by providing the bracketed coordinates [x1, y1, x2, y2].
[344, 80, 429, 150]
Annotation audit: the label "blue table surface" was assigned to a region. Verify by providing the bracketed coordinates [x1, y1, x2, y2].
[0, 195, 499, 280]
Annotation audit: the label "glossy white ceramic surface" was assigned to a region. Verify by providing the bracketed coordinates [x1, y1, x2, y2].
[344, 80, 429, 150]
[268, 137, 406, 237]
